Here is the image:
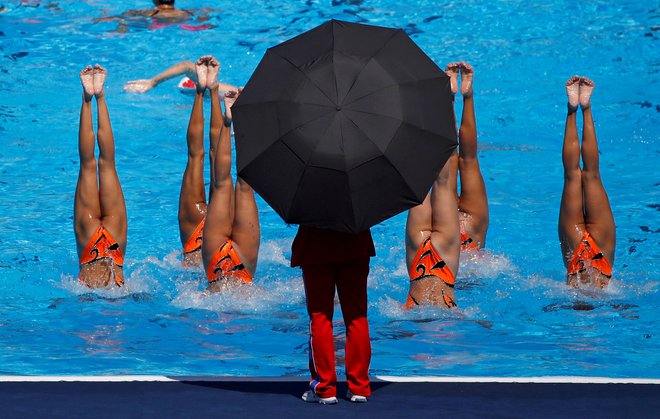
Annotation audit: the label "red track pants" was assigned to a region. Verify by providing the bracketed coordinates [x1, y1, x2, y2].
[302, 258, 371, 398]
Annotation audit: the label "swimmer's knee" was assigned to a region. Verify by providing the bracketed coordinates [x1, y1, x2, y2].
[187, 148, 204, 160]
[236, 178, 254, 192]
[97, 156, 117, 170]
[580, 169, 601, 183]
[563, 167, 581, 182]
[80, 157, 97, 171]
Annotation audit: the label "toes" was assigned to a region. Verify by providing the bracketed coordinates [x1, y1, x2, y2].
[459, 62, 473, 73]
[579, 76, 594, 87]
[566, 75, 580, 86]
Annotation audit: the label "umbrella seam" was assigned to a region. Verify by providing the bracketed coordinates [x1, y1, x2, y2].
[342, 115, 456, 199]
[338, 28, 403, 105]
[337, 112, 359, 231]
[342, 76, 446, 108]
[271, 50, 338, 106]
[341, 116, 416, 204]
[285, 108, 345, 220]
[236, 101, 335, 164]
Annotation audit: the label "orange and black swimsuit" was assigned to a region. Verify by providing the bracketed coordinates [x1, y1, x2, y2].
[79, 225, 124, 286]
[206, 240, 253, 284]
[406, 237, 456, 309]
[567, 231, 612, 278]
[182, 217, 205, 264]
[460, 232, 479, 252]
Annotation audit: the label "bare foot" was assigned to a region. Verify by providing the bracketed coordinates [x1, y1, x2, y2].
[223, 87, 242, 120]
[195, 56, 210, 92]
[92, 64, 106, 98]
[565, 75, 580, 112]
[206, 56, 220, 90]
[459, 62, 473, 97]
[445, 62, 459, 95]
[80, 65, 94, 101]
[578, 76, 594, 110]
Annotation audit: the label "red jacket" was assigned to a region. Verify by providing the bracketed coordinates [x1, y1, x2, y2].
[291, 226, 375, 267]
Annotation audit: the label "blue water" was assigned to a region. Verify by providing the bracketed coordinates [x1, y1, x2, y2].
[0, 0, 658, 377]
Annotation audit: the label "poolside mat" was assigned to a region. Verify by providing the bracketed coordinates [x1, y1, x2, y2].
[1, 377, 659, 418]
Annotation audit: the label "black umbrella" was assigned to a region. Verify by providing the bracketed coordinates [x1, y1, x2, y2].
[233, 19, 456, 234]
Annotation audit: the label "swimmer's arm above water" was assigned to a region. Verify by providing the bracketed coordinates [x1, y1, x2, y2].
[123, 60, 195, 93]
[123, 60, 238, 94]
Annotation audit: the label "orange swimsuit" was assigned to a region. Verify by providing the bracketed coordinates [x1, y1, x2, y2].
[567, 231, 612, 277]
[79, 225, 124, 286]
[406, 237, 456, 309]
[182, 218, 205, 265]
[460, 232, 479, 252]
[206, 240, 253, 284]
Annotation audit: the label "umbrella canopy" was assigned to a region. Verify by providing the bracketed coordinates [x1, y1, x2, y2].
[233, 19, 457, 234]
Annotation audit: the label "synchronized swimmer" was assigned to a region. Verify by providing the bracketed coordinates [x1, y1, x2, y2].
[75, 65, 127, 288]
[405, 62, 489, 309]
[559, 76, 615, 289]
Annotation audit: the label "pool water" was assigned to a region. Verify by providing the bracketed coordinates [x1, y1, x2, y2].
[0, 0, 658, 377]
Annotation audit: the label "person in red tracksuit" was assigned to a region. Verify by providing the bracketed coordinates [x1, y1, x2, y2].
[292, 226, 375, 404]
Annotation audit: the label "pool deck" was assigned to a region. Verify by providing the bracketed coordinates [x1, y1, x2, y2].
[2, 376, 659, 418]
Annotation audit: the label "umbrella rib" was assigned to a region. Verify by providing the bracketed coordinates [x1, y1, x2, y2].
[271, 50, 338, 106]
[338, 29, 402, 104]
[285, 111, 346, 221]
[342, 116, 420, 203]
[342, 114, 402, 168]
[235, 100, 335, 139]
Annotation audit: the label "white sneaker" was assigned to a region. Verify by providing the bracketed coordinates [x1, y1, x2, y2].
[302, 390, 338, 405]
[346, 390, 368, 403]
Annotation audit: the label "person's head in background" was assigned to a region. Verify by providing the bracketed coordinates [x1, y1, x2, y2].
[153, 0, 175, 8]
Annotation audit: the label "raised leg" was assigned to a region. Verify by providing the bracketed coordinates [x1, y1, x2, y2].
[178, 84, 207, 248]
[558, 76, 584, 264]
[456, 62, 488, 245]
[405, 153, 460, 307]
[405, 194, 432, 270]
[74, 65, 102, 257]
[201, 89, 236, 269]
[207, 56, 222, 201]
[579, 78, 615, 263]
[223, 86, 259, 275]
[94, 64, 127, 252]
[429, 152, 460, 277]
[230, 177, 260, 278]
[444, 62, 460, 201]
